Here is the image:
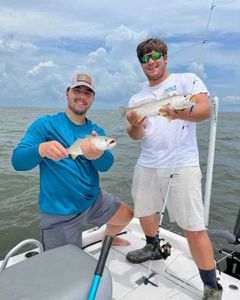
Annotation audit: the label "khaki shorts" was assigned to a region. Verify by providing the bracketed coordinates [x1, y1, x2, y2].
[131, 164, 205, 231]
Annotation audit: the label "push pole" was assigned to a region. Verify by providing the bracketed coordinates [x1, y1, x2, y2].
[87, 235, 113, 300]
[204, 96, 219, 226]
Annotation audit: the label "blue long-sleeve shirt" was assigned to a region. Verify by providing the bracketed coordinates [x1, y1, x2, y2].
[12, 112, 114, 215]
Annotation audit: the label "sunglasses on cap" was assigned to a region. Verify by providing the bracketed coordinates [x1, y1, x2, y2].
[139, 51, 163, 64]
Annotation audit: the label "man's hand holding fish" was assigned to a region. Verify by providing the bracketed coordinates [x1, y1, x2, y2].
[126, 110, 146, 127]
[126, 110, 145, 140]
[159, 106, 186, 121]
[160, 93, 211, 122]
[79, 133, 104, 160]
[39, 140, 69, 160]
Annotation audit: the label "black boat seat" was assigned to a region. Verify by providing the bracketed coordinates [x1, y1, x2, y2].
[0, 244, 112, 300]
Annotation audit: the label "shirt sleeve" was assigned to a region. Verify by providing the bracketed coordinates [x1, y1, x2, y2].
[188, 73, 209, 95]
[91, 150, 114, 172]
[12, 117, 47, 171]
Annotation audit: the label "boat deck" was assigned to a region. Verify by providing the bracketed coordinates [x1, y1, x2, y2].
[84, 222, 240, 300]
[0, 219, 239, 299]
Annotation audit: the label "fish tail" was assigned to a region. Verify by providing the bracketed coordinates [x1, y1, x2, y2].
[119, 106, 129, 119]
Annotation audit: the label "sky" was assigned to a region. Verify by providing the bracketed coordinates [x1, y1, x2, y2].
[0, 0, 239, 111]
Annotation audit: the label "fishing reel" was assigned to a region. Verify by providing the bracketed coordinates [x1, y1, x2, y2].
[153, 237, 172, 260]
[159, 242, 172, 259]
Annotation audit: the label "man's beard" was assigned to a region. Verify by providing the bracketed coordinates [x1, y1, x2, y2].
[68, 102, 88, 116]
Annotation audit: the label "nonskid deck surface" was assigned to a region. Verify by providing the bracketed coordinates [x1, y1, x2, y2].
[85, 231, 202, 299]
[85, 229, 240, 300]
[0, 223, 239, 300]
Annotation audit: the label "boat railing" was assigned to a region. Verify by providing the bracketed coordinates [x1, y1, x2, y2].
[0, 239, 44, 272]
[204, 96, 219, 227]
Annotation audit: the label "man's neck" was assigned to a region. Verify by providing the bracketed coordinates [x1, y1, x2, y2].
[65, 109, 86, 125]
[149, 71, 170, 87]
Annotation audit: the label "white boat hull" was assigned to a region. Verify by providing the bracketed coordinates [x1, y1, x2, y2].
[84, 218, 240, 299]
[1, 218, 239, 300]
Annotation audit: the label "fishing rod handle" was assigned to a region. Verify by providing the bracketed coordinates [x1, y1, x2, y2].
[95, 235, 113, 276]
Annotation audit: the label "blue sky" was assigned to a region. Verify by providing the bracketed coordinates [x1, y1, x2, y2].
[0, 0, 239, 111]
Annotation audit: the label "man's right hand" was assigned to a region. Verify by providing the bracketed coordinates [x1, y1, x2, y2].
[126, 110, 145, 140]
[126, 110, 145, 127]
[38, 141, 69, 160]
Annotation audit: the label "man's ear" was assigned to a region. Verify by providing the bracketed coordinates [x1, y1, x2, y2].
[65, 87, 70, 97]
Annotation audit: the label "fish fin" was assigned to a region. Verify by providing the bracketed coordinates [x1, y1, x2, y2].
[158, 110, 172, 121]
[70, 154, 78, 160]
[84, 135, 93, 140]
[136, 115, 145, 122]
[70, 138, 83, 147]
[190, 95, 195, 100]
[159, 111, 168, 116]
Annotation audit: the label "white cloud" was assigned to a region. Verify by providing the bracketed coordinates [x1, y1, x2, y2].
[27, 61, 57, 76]
[0, 1, 239, 110]
[0, 36, 37, 52]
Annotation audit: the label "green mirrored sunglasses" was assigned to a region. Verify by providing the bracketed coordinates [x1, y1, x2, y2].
[139, 52, 163, 64]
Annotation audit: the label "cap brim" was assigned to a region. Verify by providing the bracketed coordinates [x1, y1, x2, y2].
[70, 82, 95, 93]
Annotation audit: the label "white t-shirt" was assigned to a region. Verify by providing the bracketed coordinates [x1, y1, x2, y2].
[128, 73, 209, 168]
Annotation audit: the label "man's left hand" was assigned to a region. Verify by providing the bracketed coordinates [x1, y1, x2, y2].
[80, 131, 103, 160]
[160, 108, 183, 120]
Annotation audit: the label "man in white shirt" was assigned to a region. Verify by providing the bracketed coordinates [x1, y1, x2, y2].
[126, 38, 222, 300]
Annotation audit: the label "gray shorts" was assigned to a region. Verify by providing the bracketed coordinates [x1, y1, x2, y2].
[40, 190, 121, 251]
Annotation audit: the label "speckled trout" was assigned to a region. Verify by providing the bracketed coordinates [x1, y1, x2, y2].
[120, 94, 195, 121]
[67, 136, 116, 159]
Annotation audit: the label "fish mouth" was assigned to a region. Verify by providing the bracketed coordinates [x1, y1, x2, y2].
[108, 139, 116, 147]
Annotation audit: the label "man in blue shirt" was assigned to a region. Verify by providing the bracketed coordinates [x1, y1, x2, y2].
[12, 71, 133, 250]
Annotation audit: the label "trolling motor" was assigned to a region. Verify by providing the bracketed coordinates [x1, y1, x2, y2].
[209, 208, 240, 279]
[222, 208, 240, 279]
[219, 249, 240, 280]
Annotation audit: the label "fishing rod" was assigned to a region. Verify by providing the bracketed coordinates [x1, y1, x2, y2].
[143, 123, 186, 286]
[87, 235, 113, 300]
[155, 97, 221, 299]
[191, 0, 216, 95]
[144, 0, 217, 287]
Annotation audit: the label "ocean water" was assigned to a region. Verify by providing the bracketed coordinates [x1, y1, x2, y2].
[0, 107, 239, 262]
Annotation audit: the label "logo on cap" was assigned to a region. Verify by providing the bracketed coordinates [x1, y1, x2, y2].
[76, 74, 92, 85]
